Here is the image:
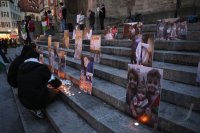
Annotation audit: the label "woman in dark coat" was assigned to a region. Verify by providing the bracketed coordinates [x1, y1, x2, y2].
[17, 49, 61, 118]
[7, 44, 36, 88]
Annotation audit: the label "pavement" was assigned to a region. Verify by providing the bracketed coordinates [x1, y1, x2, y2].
[0, 63, 24, 133]
[0, 46, 56, 133]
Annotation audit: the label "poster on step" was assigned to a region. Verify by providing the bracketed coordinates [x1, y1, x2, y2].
[63, 30, 70, 49]
[131, 33, 154, 66]
[53, 42, 60, 75]
[79, 56, 94, 95]
[196, 61, 200, 83]
[123, 22, 143, 39]
[90, 35, 101, 63]
[83, 28, 92, 40]
[58, 50, 67, 79]
[126, 64, 163, 128]
[74, 30, 83, 60]
[37, 45, 44, 64]
[156, 18, 188, 40]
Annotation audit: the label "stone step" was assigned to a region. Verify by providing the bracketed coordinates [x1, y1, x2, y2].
[154, 40, 200, 52]
[46, 99, 97, 133]
[40, 44, 198, 86]
[36, 40, 200, 67]
[70, 44, 131, 57]
[154, 50, 200, 66]
[12, 88, 56, 133]
[187, 31, 200, 41]
[44, 58, 200, 133]
[42, 51, 200, 112]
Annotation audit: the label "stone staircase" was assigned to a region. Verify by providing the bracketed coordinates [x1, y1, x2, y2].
[35, 23, 200, 133]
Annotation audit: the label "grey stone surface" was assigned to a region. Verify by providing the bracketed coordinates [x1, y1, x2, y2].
[0, 72, 24, 133]
[60, 86, 154, 133]
[44, 57, 200, 133]
[46, 100, 96, 133]
[154, 50, 200, 66]
[154, 40, 200, 52]
[153, 61, 198, 85]
[12, 89, 56, 133]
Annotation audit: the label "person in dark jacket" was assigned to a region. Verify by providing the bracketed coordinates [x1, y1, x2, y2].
[99, 4, 106, 30]
[17, 48, 62, 119]
[7, 44, 36, 88]
[59, 2, 67, 32]
[88, 10, 95, 30]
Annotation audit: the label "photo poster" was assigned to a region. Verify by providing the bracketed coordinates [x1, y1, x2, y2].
[37, 45, 44, 63]
[197, 61, 200, 83]
[90, 35, 101, 63]
[156, 18, 188, 40]
[58, 50, 67, 79]
[79, 56, 94, 95]
[126, 64, 163, 128]
[83, 28, 92, 40]
[48, 47, 55, 73]
[63, 30, 70, 49]
[131, 33, 155, 66]
[74, 30, 83, 60]
[48, 35, 52, 50]
[123, 22, 143, 39]
[53, 42, 60, 75]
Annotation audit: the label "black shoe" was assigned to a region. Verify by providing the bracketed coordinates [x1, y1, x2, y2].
[30, 109, 45, 119]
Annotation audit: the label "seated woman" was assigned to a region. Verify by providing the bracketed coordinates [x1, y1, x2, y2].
[17, 48, 62, 119]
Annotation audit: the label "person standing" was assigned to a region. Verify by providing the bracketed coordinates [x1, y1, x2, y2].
[77, 11, 85, 30]
[88, 10, 95, 30]
[59, 2, 67, 32]
[28, 16, 35, 43]
[99, 4, 106, 30]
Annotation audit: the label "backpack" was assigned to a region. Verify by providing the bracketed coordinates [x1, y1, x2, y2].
[29, 21, 35, 32]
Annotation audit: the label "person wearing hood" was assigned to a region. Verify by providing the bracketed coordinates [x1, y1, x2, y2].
[7, 43, 37, 88]
[17, 48, 62, 119]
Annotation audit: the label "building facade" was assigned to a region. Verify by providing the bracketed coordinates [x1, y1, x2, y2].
[0, 0, 21, 38]
[18, 0, 40, 21]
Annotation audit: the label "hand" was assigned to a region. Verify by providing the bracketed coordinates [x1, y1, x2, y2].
[47, 84, 54, 89]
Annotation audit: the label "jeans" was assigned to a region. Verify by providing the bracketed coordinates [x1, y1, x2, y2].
[61, 19, 68, 32]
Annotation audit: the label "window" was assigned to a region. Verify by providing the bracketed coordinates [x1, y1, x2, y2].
[1, 1, 8, 7]
[1, 12, 9, 17]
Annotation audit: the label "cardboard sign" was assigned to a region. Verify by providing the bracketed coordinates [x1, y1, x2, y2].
[83, 28, 92, 40]
[63, 30, 70, 49]
[126, 64, 163, 128]
[48, 35, 52, 49]
[79, 56, 94, 95]
[74, 30, 83, 60]
[131, 33, 154, 66]
[90, 35, 101, 63]
[157, 18, 188, 40]
[123, 22, 142, 39]
[58, 51, 67, 79]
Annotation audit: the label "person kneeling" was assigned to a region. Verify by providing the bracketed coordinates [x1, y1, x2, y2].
[17, 50, 61, 119]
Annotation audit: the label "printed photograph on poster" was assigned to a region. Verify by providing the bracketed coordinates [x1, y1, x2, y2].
[156, 18, 188, 40]
[123, 22, 143, 39]
[126, 64, 163, 127]
[90, 35, 101, 63]
[131, 34, 154, 66]
[48, 48, 55, 72]
[197, 61, 200, 83]
[79, 56, 94, 95]
[54, 42, 59, 59]
[48, 35, 52, 49]
[58, 51, 67, 79]
[63, 30, 70, 49]
[36, 46, 44, 63]
[83, 28, 92, 40]
[74, 30, 83, 59]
